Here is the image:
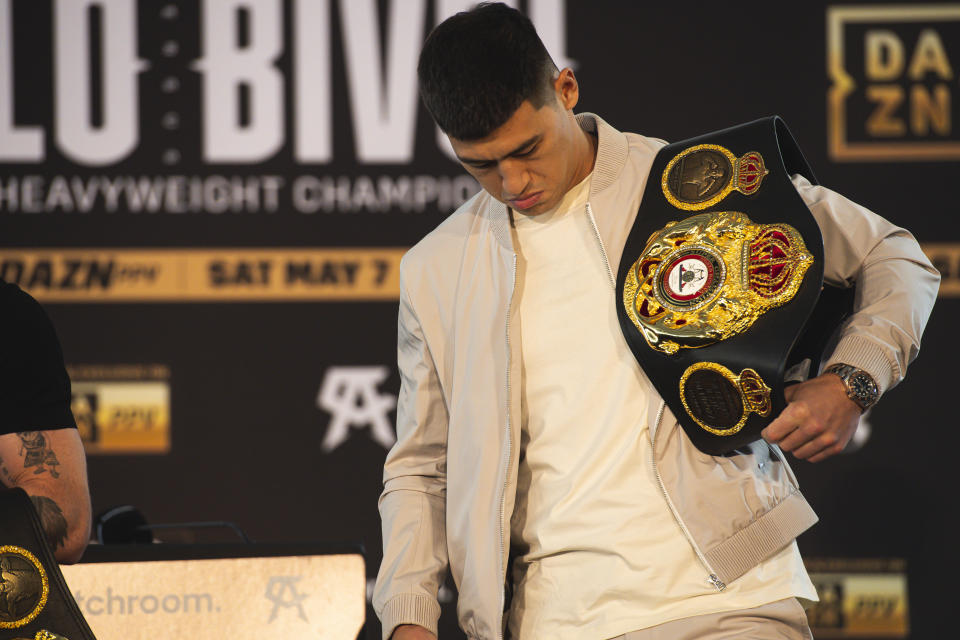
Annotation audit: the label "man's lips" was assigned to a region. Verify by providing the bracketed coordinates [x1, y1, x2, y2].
[508, 192, 543, 211]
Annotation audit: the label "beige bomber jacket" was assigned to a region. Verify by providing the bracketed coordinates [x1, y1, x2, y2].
[373, 114, 940, 640]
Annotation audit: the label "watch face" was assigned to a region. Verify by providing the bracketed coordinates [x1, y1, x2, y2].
[850, 372, 878, 403]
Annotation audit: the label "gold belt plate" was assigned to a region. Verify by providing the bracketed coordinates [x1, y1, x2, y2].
[662, 144, 769, 211]
[622, 211, 814, 354]
[679, 363, 773, 436]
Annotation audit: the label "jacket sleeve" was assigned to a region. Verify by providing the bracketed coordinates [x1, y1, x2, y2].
[373, 263, 450, 640]
[793, 174, 940, 393]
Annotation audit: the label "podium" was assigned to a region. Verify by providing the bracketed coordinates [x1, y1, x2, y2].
[60, 543, 366, 639]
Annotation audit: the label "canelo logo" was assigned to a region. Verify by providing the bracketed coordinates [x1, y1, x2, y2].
[317, 366, 397, 452]
[264, 576, 308, 624]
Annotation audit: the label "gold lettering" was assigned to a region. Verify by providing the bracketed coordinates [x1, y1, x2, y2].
[908, 29, 953, 80]
[865, 30, 904, 80]
[911, 84, 951, 136]
[866, 85, 906, 136]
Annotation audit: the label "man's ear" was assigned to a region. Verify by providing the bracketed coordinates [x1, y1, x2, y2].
[554, 68, 579, 111]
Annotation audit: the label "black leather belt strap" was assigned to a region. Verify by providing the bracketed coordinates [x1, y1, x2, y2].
[0, 487, 97, 639]
[616, 116, 851, 454]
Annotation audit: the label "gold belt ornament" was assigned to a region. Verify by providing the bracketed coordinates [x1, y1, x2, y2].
[662, 144, 769, 211]
[679, 363, 772, 436]
[622, 210, 814, 355]
[0, 545, 50, 630]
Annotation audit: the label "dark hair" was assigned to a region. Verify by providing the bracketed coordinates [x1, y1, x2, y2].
[417, 2, 558, 140]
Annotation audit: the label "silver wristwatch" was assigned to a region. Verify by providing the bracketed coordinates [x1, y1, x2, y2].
[824, 363, 879, 411]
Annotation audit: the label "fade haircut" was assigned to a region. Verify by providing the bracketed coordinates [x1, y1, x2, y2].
[418, 2, 559, 141]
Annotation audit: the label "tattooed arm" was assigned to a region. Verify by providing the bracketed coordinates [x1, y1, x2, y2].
[0, 428, 91, 563]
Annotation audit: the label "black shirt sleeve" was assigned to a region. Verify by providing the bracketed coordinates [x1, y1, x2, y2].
[0, 281, 78, 435]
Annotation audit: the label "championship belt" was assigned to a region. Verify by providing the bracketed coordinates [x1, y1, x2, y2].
[616, 116, 853, 455]
[0, 488, 97, 640]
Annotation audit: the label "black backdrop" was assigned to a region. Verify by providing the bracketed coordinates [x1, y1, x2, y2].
[1, 1, 957, 638]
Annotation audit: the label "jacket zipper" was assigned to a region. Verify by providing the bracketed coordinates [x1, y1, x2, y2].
[650, 401, 727, 592]
[585, 202, 616, 288]
[498, 253, 518, 640]
[587, 200, 726, 592]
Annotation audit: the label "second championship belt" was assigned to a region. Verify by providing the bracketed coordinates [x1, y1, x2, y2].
[616, 116, 852, 455]
[0, 488, 98, 640]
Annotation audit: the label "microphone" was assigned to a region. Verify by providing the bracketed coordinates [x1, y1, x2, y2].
[94, 505, 252, 544]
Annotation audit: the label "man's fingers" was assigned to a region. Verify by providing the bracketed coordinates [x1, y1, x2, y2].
[808, 445, 845, 463]
[790, 430, 840, 459]
[761, 402, 811, 445]
[762, 400, 837, 454]
[780, 416, 831, 452]
[783, 383, 799, 403]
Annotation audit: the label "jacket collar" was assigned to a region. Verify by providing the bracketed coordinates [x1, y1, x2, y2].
[578, 112, 629, 194]
[486, 112, 630, 252]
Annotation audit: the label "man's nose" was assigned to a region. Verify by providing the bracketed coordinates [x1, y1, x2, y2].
[499, 160, 528, 198]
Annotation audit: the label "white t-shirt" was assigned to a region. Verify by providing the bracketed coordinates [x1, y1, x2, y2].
[507, 173, 816, 640]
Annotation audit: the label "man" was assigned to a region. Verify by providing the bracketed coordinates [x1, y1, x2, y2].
[1, 279, 92, 564]
[374, 4, 938, 639]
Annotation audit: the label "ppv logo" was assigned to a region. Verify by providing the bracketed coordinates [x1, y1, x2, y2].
[316, 366, 397, 452]
[805, 558, 909, 637]
[68, 364, 171, 455]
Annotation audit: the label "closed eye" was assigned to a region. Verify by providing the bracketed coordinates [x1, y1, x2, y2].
[514, 145, 538, 158]
[467, 160, 496, 170]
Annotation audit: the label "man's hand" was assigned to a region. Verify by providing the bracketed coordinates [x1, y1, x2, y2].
[392, 624, 437, 640]
[761, 373, 862, 463]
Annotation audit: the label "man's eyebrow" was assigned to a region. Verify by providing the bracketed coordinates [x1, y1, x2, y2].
[456, 134, 541, 165]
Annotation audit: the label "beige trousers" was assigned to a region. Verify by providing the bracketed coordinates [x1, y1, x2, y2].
[608, 598, 813, 640]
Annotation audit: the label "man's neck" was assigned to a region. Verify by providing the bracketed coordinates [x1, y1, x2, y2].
[570, 126, 598, 190]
